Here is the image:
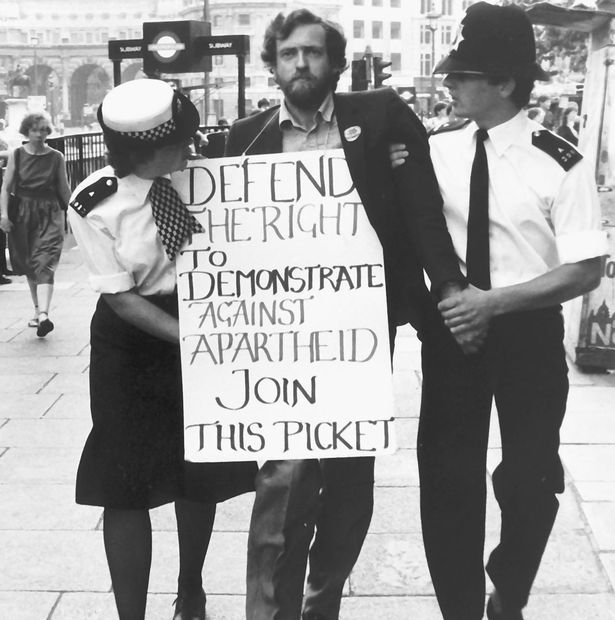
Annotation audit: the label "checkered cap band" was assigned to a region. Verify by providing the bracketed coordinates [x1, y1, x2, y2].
[149, 177, 203, 261]
[120, 118, 178, 142]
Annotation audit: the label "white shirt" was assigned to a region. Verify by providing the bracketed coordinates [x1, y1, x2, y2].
[429, 111, 607, 288]
[68, 166, 176, 295]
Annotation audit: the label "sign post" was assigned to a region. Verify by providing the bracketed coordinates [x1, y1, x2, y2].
[107, 39, 145, 86]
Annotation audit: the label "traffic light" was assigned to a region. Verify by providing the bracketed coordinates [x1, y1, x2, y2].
[373, 57, 392, 89]
[351, 59, 368, 92]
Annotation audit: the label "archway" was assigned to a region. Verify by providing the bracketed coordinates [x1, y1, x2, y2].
[24, 63, 53, 98]
[121, 62, 145, 83]
[69, 64, 111, 126]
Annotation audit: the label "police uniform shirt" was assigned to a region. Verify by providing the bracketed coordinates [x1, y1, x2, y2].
[429, 110, 608, 288]
[68, 166, 177, 296]
[279, 91, 342, 152]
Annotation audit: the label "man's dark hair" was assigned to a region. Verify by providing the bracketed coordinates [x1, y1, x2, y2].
[487, 75, 535, 109]
[433, 102, 448, 115]
[261, 9, 347, 76]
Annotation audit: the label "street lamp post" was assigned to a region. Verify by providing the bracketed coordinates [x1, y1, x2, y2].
[203, 0, 210, 123]
[30, 36, 39, 96]
[426, 3, 442, 112]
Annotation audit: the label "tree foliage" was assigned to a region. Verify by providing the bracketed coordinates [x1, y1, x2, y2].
[503, 0, 589, 77]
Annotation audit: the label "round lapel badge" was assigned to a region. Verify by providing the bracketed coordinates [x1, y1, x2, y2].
[344, 126, 362, 142]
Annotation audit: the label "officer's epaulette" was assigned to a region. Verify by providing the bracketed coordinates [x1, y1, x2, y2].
[429, 118, 471, 136]
[531, 130, 582, 171]
[70, 176, 118, 217]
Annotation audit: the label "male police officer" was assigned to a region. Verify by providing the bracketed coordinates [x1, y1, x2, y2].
[225, 9, 466, 620]
[391, 3, 606, 619]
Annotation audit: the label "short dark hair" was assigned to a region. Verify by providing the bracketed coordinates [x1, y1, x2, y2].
[433, 102, 448, 115]
[563, 106, 577, 124]
[487, 75, 535, 109]
[19, 113, 52, 137]
[104, 138, 155, 178]
[261, 9, 347, 76]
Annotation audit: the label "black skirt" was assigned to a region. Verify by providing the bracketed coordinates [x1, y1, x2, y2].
[76, 294, 257, 510]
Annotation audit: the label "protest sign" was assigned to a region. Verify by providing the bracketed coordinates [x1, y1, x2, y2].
[173, 149, 396, 461]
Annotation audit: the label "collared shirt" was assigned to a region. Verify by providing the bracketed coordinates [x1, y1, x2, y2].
[429, 110, 607, 288]
[279, 91, 342, 153]
[68, 166, 177, 295]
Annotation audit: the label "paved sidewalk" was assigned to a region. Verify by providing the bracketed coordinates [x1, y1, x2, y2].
[1, 242, 615, 619]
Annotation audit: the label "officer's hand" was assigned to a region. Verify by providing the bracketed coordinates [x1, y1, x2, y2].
[438, 285, 494, 348]
[389, 143, 408, 169]
[452, 325, 488, 355]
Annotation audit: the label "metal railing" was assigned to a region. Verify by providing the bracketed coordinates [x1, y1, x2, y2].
[47, 132, 107, 191]
[48, 126, 227, 190]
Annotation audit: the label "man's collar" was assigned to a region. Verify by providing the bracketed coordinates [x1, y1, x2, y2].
[472, 110, 528, 157]
[279, 91, 336, 130]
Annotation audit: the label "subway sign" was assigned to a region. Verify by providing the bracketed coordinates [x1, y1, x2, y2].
[108, 39, 145, 61]
[196, 35, 250, 56]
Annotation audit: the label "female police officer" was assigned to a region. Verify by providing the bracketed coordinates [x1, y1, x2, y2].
[68, 79, 256, 620]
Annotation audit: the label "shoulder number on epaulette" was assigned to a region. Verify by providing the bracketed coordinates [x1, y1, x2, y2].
[70, 176, 118, 217]
[531, 130, 582, 171]
[430, 118, 471, 136]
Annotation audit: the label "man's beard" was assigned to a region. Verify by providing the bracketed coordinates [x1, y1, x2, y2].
[280, 72, 336, 110]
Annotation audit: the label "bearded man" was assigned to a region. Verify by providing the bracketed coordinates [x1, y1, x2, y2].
[225, 9, 467, 620]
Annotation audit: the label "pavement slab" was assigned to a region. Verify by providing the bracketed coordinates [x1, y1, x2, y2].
[0, 591, 60, 620]
[582, 502, 615, 551]
[0, 447, 82, 484]
[44, 393, 91, 419]
[0, 483, 101, 531]
[0, 530, 110, 591]
[148, 531, 248, 595]
[349, 532, 434, 596]
[561, 445, 615, 482]
[374, 449, 420, 487]
[0, 418, 92, 448]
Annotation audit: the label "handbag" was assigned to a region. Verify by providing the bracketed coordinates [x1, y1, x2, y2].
[7, 194, 20, 223]
[7, 147, 20, 223]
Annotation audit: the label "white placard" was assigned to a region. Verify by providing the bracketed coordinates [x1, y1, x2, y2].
[174, 149, 396, 462]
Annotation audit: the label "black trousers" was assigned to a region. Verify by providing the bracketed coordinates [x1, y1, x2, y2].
[418, 307, 568, 620]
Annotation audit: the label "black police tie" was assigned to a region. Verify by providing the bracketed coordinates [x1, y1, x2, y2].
[149, 177, 203, 261]
[466, 128, 491, 290]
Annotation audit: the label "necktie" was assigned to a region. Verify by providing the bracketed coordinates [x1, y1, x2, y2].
[466, 128, 491, 290]
[149, 177, 203, 261]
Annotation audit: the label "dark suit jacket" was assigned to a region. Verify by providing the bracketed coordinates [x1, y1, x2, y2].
[225, 88, 463, 331]
[556, 124, 578, 146]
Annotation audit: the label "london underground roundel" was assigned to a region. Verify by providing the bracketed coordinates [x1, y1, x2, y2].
[148, 31, 186, 64]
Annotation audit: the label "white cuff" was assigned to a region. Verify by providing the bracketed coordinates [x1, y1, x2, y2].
[89, 271, 135, 294]
[556, 229, 609, 264]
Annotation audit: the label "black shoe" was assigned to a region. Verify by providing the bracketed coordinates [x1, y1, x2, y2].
[36, 318, 54, 338]
[3, 269, 14, 276]
[0, 275, 11, 285]
[486, 593, 524, 620]
[172, 587, 206, 620]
